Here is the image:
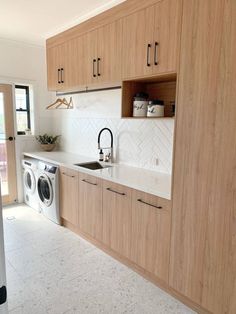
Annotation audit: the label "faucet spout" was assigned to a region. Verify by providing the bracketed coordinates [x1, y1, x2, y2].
[97, 128, 113, 162]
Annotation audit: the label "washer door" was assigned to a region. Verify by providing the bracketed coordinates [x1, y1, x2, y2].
[23, 168, 36, 194]
[37, 174, 53, 207]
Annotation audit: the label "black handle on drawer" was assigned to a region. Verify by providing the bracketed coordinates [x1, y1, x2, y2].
[106, 187, 126, 196]
[97, 58, 101, 76]
[82, 179, 97, 186]
[61, 68, 64, 83]
[93, 59, 97, 77]
[137, 199, 162, 209]
[58, 68, 61, 84]
[154, 42, 159, 65]
[147, 44, 151, 67]
[62, 172, 75, 178]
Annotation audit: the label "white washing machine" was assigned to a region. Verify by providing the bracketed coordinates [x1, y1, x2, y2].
[22, 158, 39, 211]
[37, 161, 60, 225]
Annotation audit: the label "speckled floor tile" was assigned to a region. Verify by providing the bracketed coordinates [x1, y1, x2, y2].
[3, 205, 196, 314]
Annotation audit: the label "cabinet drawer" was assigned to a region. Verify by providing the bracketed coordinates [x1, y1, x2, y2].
[131, 190, 171, 282]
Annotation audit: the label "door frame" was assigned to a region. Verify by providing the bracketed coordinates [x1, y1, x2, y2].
[0, 84, 17, 205]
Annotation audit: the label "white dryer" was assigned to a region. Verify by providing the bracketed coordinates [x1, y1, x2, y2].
[37, 161, 60, 225]
[22, 158, 39, 211]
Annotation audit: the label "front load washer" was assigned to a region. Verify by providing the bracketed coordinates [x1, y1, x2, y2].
[22, 158, 39, 211]
[37, 161, 60, 225]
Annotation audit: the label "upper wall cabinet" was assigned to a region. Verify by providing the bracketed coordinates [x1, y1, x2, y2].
[46, 0, 182, 91]
[47, 20, 122, 92]
[47, 43, 67, 91]
[122, 0, 182, 79]
[86, 20, 122, 88]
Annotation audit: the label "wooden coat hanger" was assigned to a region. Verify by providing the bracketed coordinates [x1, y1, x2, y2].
[46, 97, 73, 109]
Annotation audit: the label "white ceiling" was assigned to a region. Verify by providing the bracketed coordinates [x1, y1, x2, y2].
[0, 0, 125, 46]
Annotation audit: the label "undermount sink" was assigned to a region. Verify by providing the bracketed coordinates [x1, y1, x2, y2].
[74, 161, 112, 170]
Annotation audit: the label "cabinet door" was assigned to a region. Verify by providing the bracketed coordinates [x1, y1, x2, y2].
[122, 7, 154, 79]
[131, 191, 171, 283]
[103, 181, 132, 258]
[64, 36, 87, 90]
[97, 20, 122, 85]
[78, 173, 102, 241]
[60, 167, 79, 224]
[47, 43, 67, 91]
[152, 0, 182, 74]
[85, 29, 98, 87]
[170, 1, 236, 313]
[47, 45, 61, 91]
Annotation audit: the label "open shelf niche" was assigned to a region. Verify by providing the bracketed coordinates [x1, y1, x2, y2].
[121, 73, 177, 119]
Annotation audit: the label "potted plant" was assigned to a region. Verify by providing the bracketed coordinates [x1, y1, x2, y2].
[35, 134, 60, 152]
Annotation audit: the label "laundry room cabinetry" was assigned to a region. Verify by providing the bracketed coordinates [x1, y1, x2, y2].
[77, 172, 103, 242]
[46, 0, 183, 91]
[59, 167, 79, 225]
[102, 180, 132, 259]
[122, 0, 182, 79]
[131, 190, 171, 283]
[169, 0, 236, 313]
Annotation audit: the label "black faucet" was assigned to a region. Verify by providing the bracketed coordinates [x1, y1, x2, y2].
[98, 128, 113, 162]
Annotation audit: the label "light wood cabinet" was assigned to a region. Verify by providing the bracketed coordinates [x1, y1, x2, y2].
[85, 20, 122, 88]
[131, 190, 171, 283]
[66, 35, 88, 90]
[96, 20, 122, 86]
[77, 172, 103, 241]
[169, 1, 236, 313]
[122, 0, 182, 79]
[47, 42, 68, 91]
[102, 180, 132, 259]
[59, 167, 79, 224]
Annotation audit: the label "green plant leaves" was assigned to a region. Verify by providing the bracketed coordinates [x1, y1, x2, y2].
[35, 134, 60, 144]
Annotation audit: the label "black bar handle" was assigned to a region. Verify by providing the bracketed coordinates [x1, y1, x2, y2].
[61, 68, 64, 83]
[154, 42, 159, 65]
[106, 187, 126, 196]
[58, 69, 61, 84]
[93, 59, 97, 77]
[82, 179, 97, 186]
[0, 286, 7, 305]
[97, 58, 101, 76]
[147, 44, 151, 67]
[62, 172, 75, 178]
[137, 199, 162, 209]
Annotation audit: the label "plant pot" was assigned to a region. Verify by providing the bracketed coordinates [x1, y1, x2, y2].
[40, 144, 56, 152]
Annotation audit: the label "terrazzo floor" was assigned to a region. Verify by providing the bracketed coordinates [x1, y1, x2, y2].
[2, 204, 196, 314]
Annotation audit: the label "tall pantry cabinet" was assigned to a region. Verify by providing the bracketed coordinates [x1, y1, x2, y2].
[170, 1, 236, 313]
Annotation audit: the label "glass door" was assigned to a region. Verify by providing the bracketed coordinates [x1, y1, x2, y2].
[0, 84, 17, 205]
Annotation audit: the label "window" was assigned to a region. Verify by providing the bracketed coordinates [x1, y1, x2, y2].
[15, 85, 31, 134]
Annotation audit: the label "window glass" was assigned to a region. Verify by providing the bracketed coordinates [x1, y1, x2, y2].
[16, 111, 28, 132]
[15, 88, 27, 110]
[15, 85, 31, 134]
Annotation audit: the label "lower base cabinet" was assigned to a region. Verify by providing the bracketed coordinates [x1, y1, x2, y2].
[102, 180, 132, 259]
[77, 172, 103, 242]
[60, 167, 79, 224]
[131, 190, 171, 283]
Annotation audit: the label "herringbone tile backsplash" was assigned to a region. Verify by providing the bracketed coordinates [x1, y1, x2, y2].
[51, 90, 174, 174]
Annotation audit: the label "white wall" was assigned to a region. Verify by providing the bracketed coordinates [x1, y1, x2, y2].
[0, 38, 53, 202]
[51, 89, 175, 174]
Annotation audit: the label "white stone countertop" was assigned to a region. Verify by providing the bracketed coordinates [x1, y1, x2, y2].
[23, 151, 172, 200]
